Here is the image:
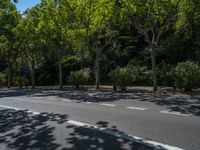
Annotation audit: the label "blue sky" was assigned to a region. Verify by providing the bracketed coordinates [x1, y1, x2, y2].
[15, 0, 41, 12]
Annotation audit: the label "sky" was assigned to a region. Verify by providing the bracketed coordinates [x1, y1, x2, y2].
[15, 0, 41, 12]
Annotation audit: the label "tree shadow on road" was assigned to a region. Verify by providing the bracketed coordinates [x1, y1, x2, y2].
[0, 109, 170, 150]
[59, 91, 200, 116]
[64, 120, 168, 150]
[0, 109, 68, 150]
[138, 94, 200, 116]
[0, 89, 200, 116]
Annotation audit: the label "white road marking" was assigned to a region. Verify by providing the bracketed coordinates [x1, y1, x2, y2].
[85, 102, 92, 104]
[33, 97, 41, 99]
[0, 104, 21, 110]
[60, 99, 72, 102]
[0, 104, 184, 150]
[33, 94, 47, 96]
[68, 120, 92, 127]
[160, 110, 191, 117]
[88, 93, 95, 96]
[68, 119, 184, 150]
[126, 106, 148, 111]
[100, 103, 116, 107]
[27, 96, 72, 103]
[0, 104, 40, 115]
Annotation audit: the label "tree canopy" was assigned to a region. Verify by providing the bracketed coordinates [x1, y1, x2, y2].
[0, 0, 200, 91]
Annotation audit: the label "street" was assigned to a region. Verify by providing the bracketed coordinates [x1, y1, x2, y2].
[0, 89, 200, 150]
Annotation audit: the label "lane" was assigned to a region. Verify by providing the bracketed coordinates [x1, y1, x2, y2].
[0, 96, 199, 150]
[0, 105, 183, 150]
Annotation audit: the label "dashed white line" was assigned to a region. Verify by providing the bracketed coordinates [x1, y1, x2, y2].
[85, 102, 92, 104]
[160, 110, 191, 117]
[33, 94, 47, 96]
[60, 99, 72, 102]
[100, 103, 116, 107]
[33, 97, 43, 99]
[0, 104, 184, 150]
[126, 106, 148, 111]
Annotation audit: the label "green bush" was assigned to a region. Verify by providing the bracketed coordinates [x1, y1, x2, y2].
[13, 74, 28, 88]
[174, 61, 200, 92]
[127, 60, 152, 86]
[109, 66, 135, 91]
[13, 67, 29, 88]
[108, 69, 118, 90]
[132, 66, 152, 86]
[0, 72, 6, 87]
[157, 64, 174, 86]
[69, 68, 90, 89]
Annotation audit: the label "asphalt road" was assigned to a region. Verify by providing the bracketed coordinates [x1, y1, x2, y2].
[0, 89, 200, 150]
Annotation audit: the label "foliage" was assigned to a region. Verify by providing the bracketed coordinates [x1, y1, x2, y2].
[69, 68, 90, 89]
[0, 0, 21, 62]
[0, 72, 6, 87]
[0, 0, 199, 91]
[109, 66, 135, 91]
[157, 63, 174, 86]
[12, 59, 30, 88]
[174, 61, 200, 91]
[13, 73, 29, 88]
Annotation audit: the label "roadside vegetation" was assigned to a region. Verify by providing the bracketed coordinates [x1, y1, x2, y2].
[0, 0, 200, 92]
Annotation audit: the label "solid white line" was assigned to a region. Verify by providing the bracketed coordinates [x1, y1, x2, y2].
[0, 104, 40, 115]
[126, 106, 148, 111]
[67, 120, 183, 150]
[100, 103, 116, 107]
[160, 110, 191, 117]
[0, 104, 184, 150]
[0, 104, 21, 110]
[68, 120, 93, 127]
[128, 134, 184, 150]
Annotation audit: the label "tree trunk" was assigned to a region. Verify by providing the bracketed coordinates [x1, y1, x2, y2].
[7, 62, 12, 88]
[31, 59, 35, 89]
[150, 45, 158, 91]
[58, 49, 63, 89]
[95, 48, 100, 90]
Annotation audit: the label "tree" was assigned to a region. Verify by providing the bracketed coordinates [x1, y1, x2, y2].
[0, 0, 21, 88]
[77, 0, 117, 90]
[14, 6, 43, 88]
[37, 0, 74, 88]
[120, 0, 181, 91]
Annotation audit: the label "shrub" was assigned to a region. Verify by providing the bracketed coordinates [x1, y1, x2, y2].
[109, 66, 135, 91]
[127, 60, 152, 86]
[174, 61, 200, 92]
[131, 66, 152, 86]
[13, 74, 28, 88]
[69, 68, 90, 89]
[157, 64, 174, 86]
[0, 72, 6, 87]
[13, 67, 29, 88]
[108, 69, 118, 90]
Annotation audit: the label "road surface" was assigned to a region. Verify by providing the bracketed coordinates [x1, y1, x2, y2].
[0, 89, 199, 150]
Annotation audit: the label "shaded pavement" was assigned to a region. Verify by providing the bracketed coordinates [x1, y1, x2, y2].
[0, 89, 200, 116]
[0, 108, 168, 150]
